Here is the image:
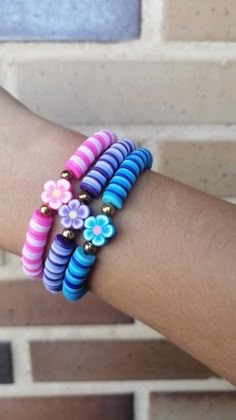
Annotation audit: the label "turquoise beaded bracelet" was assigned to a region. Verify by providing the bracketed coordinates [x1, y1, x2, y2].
[62, 148, 153, 301]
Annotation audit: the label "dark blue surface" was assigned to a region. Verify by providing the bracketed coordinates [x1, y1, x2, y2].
[0, 343, 13, 384]
[0, 0, 141, 41]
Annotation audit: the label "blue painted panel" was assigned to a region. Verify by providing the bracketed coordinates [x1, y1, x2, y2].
[0, 0, 141, 41]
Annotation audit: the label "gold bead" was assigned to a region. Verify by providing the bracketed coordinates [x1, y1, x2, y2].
[101, 203, 116, 217]
[61, 170, 73, 181]
[78, 190, 92, 205]
[83, 241, 97, 255]
[62, 229, 76, 241]
[40, 204, 53, 217]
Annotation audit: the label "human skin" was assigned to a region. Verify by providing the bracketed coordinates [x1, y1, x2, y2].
[0, 87, 236, 385]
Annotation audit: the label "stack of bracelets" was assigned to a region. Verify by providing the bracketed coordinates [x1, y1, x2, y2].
[22, 129, 153, 301]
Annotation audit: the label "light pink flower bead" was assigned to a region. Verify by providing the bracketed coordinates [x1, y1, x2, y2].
[41, 179, 73, 210]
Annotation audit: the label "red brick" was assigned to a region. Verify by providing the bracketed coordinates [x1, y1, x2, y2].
[31, 340, 216, 381]
[0, 395, 133, 420]
[150, 393, 236, 419]
[0, 281, 132, 325]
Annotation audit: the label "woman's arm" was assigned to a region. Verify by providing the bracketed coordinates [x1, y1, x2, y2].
[1, 87, 236, 384]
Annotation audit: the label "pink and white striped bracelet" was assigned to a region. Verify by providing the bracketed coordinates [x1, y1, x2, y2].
[22, 129, 117, 279]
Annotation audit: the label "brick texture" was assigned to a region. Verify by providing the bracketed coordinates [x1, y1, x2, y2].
[0, 395, 133, 420]
[0, 281, 132, 325]
[158, 141, 236, 196]
[0, 0, 140, 41]
[163, 0, 236, 41]
[30, 340, 215, 381]
[0, 1, 235, 418]
[150, 393, 236, 419]
[13, 60, 236, 125]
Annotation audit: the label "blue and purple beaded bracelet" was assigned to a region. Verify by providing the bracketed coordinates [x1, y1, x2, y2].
[62, 147, 153, 301]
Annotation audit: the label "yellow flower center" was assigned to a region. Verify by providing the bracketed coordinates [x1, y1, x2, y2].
[53, 189, 61, 198]
[69, 210, 77, 219]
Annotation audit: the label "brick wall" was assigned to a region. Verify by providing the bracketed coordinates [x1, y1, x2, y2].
[0, 1, 236, 419]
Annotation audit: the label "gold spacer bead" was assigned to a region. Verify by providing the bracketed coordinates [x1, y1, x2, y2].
[60, 170, 73, 181]
[62, 229, 76, 241]
[40, 204, 53, 217]
[78, 190, 92, 205]
[83, 241, 97, 255]
[101, 203, 116, 217]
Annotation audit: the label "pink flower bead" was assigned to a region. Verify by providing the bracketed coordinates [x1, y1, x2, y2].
[41, 179, 73, 211]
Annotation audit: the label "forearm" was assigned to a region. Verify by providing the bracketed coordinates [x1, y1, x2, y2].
[1, 88, 236, 384]
[0, 88, 87, 252]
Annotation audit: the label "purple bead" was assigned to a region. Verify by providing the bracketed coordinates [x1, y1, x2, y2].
[80, 139, 136, 198]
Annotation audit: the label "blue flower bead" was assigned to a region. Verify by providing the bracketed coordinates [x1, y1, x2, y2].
[83, 214, 116, 247]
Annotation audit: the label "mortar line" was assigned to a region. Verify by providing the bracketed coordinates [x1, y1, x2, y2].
[73, 124, 236, 142]
[0, 325, 163, 341]
[0, 251, 6, 266]
[0, 379, 233, 397]
[141, 0, 163, 44]
[4, 42, 236, 61]
[11, 338, 32, 384]
[0, 58, 18, 98]
[134, 389, 150, 420]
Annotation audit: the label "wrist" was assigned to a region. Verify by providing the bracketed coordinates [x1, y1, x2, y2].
[0, 107, 86, 254]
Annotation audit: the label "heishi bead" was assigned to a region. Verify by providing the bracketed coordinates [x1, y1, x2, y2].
[64, 130, 117, 179]
[63, 287, 87, 301]
[22, 242, 44, 260]
[22, 256, 42, 270]
[64, 268, 87, 285]
[30, 209, 53, 231]
[44, 266, 64, 280]
[63, 247, 96, 301]
[80, 140, 135, 198]
[26, 232, 47, 248]
[43, 234, 75, 293]
[22, 209, 53, 279]
[102, 148, 153, 210]
[22, 266, 43, 279]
